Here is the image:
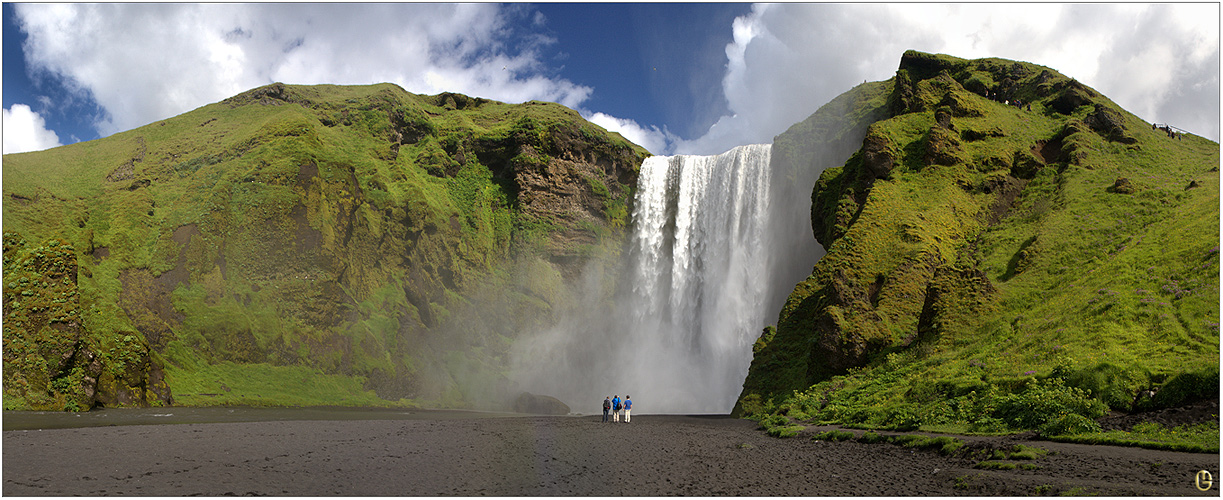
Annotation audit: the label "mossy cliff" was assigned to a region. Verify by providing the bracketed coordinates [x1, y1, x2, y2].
[3, 83, 648, 410]
[737, 51, 1219, 433]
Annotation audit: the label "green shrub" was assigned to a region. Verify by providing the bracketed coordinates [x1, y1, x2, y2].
[783, 388, 823, 418]
[1142, 367, 1220, 411]
[1050, 421, 1219, 453]
[933, 436, 966, 455]
[889, 434, 966, 455]
[994, 378, 1106, 433]
[1041, 413, 1101, 436]
[968, 416, 1010, 434]
[759, 414, 804, 438]
[1064, 362, 1149, 411]
[886, 405, 922, 431]
[738, 393, 766, 417]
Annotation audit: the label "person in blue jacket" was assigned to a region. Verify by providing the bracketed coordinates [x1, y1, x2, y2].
[602, 396, 611, 423]
[623, 395, 632, 423]
[612, 395, 621, 422]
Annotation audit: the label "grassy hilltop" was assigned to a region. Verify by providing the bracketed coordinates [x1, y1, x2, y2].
[3, 83, 647, 411]
[739, 51, 1219, 445]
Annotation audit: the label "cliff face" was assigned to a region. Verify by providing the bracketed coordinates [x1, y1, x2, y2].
[3, 83, 648, 410]
[738, 51, 1219, 421]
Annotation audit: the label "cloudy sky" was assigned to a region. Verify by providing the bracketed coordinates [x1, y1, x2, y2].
[3, 3, 1219, 156]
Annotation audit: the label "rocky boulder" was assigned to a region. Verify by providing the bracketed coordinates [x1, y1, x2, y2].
[513, 392, 571, 415]
[1110, 177, 1136, 194]
[861, 125, 898, 179]
[1048, 80, 1097, 114]
[1085, 104, 1137, 144]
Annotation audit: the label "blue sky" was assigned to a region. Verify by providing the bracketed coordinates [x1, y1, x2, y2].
[3, 3, 1220, 156]
[530, 3, 749, 140]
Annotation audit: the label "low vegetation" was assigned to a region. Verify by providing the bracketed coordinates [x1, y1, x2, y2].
[1050, 421, 1219, 453]
[811, 427, 969, 455]
[811, 429, 855, 441]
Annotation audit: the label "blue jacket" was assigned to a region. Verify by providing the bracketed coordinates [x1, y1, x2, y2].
[612, 397, 621, 410]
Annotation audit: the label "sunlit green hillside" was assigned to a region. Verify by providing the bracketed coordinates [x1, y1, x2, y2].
[740, 51, 1219, 440]
[3, 83, 647, 411]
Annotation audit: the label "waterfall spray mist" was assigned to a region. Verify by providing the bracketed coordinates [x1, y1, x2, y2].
[509, 143, 822, 414]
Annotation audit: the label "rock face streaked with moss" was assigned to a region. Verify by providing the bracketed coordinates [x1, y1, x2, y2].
[3, 83, 648, 410]
[737, 51, 1219, 426]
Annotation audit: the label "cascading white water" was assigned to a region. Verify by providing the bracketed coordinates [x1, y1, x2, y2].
[621, 143, 775, 411]
[510, 143, 819, 414]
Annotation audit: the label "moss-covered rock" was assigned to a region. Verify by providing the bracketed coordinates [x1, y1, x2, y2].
[1084, 104, 1137, 144]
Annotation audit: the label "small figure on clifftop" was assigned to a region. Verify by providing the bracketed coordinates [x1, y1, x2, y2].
[603, 396, 611, 423]
[623, 395, 632, 423]
[612, 395, 622, 422]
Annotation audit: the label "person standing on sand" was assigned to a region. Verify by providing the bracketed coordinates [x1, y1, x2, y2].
[623, 395, 632, 423]
[612, 395, 621, 422]
[603, 396, 611, 423]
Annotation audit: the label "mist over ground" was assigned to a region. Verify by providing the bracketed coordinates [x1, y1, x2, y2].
[507, 144, 823, 414]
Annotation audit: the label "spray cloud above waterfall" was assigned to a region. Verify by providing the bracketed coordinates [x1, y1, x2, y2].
[4, 4, 1218, 155]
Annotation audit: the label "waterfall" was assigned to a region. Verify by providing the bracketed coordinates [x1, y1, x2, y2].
[622, 143, 775, 410]
[510, 143, 820, 414]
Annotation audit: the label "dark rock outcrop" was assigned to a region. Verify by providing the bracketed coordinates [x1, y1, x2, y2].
[1085, 104, 1137, 144]
[513, 392, 571, 415]
[2, 233, 173, 410]
[1048, 79, 1097, 114]
[861, 126, 898, 179]
[1110, 177, 1136, 194]
[923, 125, 963, 167]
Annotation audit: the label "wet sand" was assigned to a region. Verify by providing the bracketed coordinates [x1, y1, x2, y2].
[3, 413, 1218, 496]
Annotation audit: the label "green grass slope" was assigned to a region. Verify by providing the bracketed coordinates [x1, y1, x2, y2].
[739, 51, 1219, 441]
[3, 82, 648, 411]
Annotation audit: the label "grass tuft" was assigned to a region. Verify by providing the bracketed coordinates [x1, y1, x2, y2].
[812, 429, 856, 441]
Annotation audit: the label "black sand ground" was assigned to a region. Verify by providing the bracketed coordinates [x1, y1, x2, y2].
[3, 412, 1218, 496]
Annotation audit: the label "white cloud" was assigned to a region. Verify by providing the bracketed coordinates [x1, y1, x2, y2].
[678, 3, 1220, 155]
[583, 112, 671, 155]
[12, 4, 1219, 155]
[3, 104, 62, 154]
[13, 3, 594, 137]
